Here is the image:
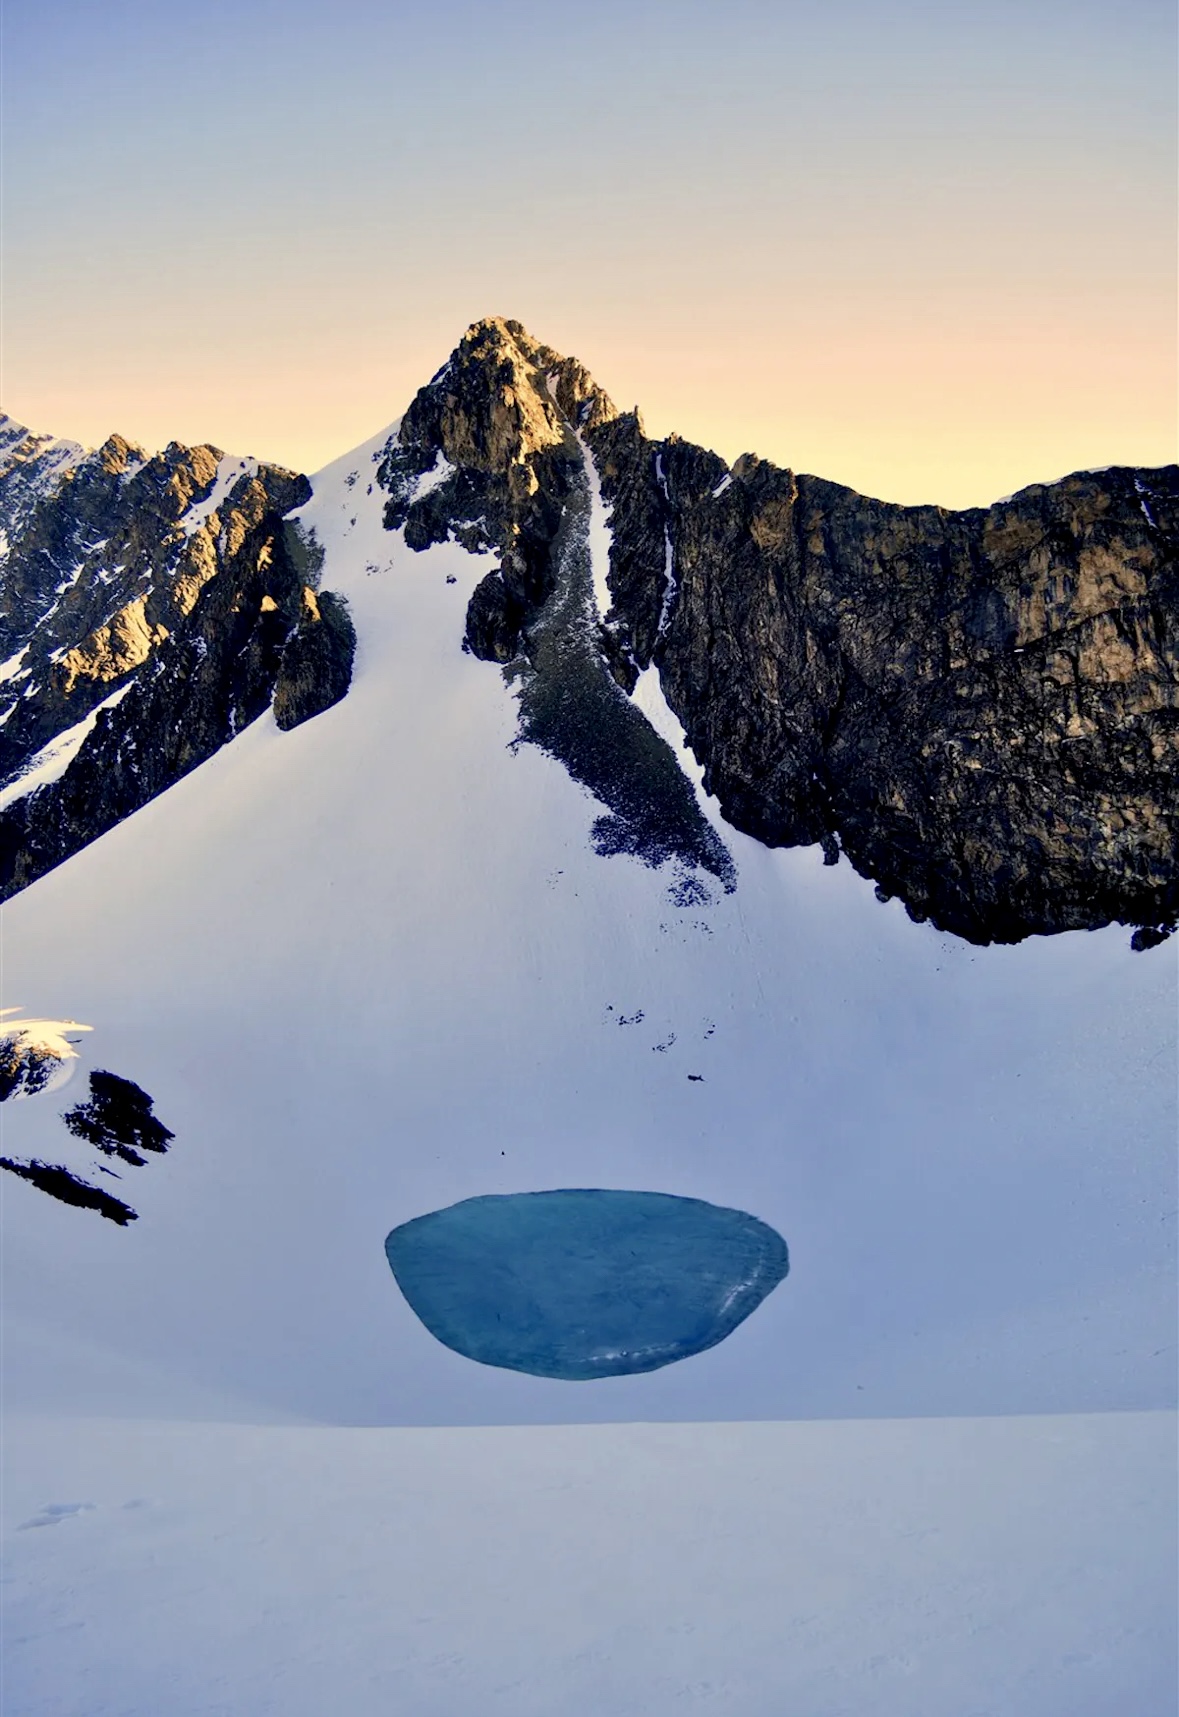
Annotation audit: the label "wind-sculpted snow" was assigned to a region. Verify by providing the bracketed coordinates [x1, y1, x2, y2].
[386, 1190, 788, 1378]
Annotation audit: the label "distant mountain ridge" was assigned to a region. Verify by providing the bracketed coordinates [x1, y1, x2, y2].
[0, 418, 353, 897]
[0, 417, 84, 553]
[2, 317, 1176, 944]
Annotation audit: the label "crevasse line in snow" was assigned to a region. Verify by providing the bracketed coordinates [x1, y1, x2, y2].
[630, 663, 729, 840]
[568, 420, 724, 845]
[545, 368, 614, 627]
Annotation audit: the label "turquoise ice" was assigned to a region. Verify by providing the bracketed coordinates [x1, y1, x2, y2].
[385, 1189, 789, 1380]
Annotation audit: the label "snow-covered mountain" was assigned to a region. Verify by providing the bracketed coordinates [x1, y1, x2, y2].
[0, 417, 84, 553]
[0, 417, 348, 897]
[3, 319, 1177, 942]
[1, 324, 1175, 1713]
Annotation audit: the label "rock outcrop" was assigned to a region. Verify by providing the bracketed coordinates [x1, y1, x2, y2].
[0, 1045, 176, 1225]
[380, 321, 737, 892]
[0, 1157, 137, 1226]
[0, 1012, 91, 1102]
[382, 318, 1179, 946]
[379, 318, 615, 663]
[62, 1070, 174, 1168]
[272, 587, 356, 731]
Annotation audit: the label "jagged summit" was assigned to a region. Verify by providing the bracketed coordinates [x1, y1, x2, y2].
[370, 319, 1179, 945]
[0, 414, 85, 553]
[0, 423, 353, 897]
[401, 318, 619, 468]
[377, 319, 620, 663]
[1, 322, 1176, 943]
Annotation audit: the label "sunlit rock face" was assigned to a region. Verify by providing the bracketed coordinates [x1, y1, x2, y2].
[379, 316, 617, 664]
[383, 318, 1179, 947]
[0, 417, 353, 901]
[4, 319, 1175, 945]
[385, 1189, 790, 1380]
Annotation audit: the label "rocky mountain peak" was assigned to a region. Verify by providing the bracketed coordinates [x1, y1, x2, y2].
[1, 323, 1175, 946]
[0, 420, 354, 900]
[379, 320, 619, 661]
[0, 415, 85, 550]
[380, 321, 1179, 947]
[398, 316, 617, 478]
[95, 433, 146, 476]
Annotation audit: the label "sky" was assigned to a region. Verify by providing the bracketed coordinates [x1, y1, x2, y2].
[2, 0, 1175, 506]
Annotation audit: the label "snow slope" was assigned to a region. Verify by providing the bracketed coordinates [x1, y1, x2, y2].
[1, 420, 1175, 1710]
[1, 419, 1173, 1426]
[3, 1412, 1174, 1717]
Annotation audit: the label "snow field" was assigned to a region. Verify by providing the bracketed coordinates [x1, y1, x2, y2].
[2, 1411, 1174, 1717]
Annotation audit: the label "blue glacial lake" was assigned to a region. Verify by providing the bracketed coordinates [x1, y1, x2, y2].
[384, 1189, 789, 1380]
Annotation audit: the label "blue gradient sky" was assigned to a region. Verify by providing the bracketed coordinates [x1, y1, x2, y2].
[3, 0, 1175, 504]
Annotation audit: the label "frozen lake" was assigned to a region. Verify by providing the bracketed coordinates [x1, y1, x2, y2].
[385, 1189, 790, 1379]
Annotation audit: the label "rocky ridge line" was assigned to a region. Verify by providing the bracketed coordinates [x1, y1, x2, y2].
[0, 420, 354, 900]
[381, 317, 1179, 946]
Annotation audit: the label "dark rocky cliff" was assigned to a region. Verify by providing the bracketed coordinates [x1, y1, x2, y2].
[382, 318, 1179, 946]
[0, 419, 353, 899]
[590, 423, 1178, 945]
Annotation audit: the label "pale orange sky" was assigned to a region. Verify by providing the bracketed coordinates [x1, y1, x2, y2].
[4, 0, 1175, 509]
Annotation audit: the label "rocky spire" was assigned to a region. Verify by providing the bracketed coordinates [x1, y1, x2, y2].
[379, 317, 618, 663]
